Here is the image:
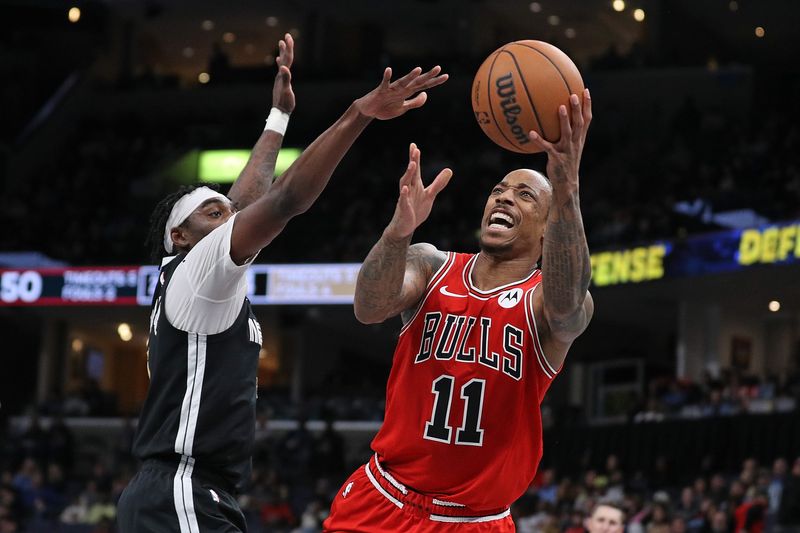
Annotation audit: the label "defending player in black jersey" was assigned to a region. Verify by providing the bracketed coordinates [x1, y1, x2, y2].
[116, 34, 448, 532]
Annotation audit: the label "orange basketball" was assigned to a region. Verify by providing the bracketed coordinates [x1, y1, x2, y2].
[471, 40, 584, 153]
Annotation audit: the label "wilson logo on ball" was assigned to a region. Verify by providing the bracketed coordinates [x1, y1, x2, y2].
[471, 40, 584, 154]
[495, 73, 530, 147]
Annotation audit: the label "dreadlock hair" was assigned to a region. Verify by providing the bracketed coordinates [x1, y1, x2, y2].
[145, 183, 222, 263]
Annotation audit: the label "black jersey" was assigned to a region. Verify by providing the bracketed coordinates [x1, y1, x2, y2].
[132, 255, 261, 493]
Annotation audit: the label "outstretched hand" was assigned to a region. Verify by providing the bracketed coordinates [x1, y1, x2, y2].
[272, 33, 295, 113]
[355, 66, 449, 120]
[527, 88, 592, 189]
[385, 143, 453, 239]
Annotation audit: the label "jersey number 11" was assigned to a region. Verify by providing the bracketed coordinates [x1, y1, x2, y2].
[424, 375, 486, 446]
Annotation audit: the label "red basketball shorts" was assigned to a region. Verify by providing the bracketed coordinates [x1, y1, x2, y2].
[323, 454, 515, 533]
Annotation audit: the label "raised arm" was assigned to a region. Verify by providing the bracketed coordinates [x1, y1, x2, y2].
[354, 143, 452, 324]
[228, 33, 296, 210]
[229, 67, 448, 264]
[529, 90, 594, 367]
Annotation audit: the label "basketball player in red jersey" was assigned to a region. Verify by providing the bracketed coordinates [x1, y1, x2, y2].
[323, 89, 593, 532]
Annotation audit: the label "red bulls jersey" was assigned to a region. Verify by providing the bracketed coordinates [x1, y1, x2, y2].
[371, 252, 560, 511]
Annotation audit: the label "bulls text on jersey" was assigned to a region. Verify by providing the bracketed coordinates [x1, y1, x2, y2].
[413, 313, 524, 381]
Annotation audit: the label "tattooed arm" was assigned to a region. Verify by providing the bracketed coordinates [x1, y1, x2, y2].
[228, 34, 295, 210]
[529, 90, 595, 370]
[542, 184, 593, 337]
[356, 240, 446, 324]
[354, 143, 452, 324]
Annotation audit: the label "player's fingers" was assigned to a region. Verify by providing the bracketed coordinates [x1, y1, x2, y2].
[415, 73, 449, 91]
[394, 67, 422, 88]
[400, 160, 416, 189]
[402, 92, 428, 111]
[404, 157, 417, 177]
[569, 94, 584, 141]
[427, 168, 454, 196]
[278, 65, 291, 81]
[528, 131, 556, 156]
[410, 66, 441, 87]
[411, 143, 421, 172]
[397, 184, 408, 205]
[409, 143, 421, 180]
[569, 93, 583, 126]
[398, 185, 414, 215]
[381, 67, 392, 88]
[582, 88, 592, 127]
[277, 40, 285, 65]
[283, 34, 295, 68]
[558, 104, 572, 144]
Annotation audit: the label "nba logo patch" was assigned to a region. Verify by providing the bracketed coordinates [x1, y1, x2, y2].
[342, 482, 354, 499]
[209, 489, 220, 503]
[498, 288, 523, 309]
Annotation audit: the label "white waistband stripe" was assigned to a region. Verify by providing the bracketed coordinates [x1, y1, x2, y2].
[364, 464, 404, 509]
[429, 509, 511, 523]
[432, 498, 466, 507]
[373, 454, 408, 495]
[366, 459, 509, 522]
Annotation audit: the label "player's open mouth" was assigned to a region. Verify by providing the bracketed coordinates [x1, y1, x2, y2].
[488, 210, 515, 231]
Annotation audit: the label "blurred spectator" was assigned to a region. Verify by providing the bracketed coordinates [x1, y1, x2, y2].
[564, 510, 586, 533]
[768, 458, 788, 524]
[778, 458, 800, 529]
[273, 418, 315, 486]
[17, 418, 46, 466]
[310, 419, 345, 480]
[84, 488, 116, 525]
[0, 484, 22, 532]
[260, 485, 295, 529]
[584, 500, 625, 533]
[710, 509, 729, 532]
[669, 516, 686, 533]
[59, 494, 89, 524]
[675, 486, 698, 522]
[647, 502, 671, 533]
[734, 489, 768, 533]
[45, 415, 74, 474]
[296, 499, 327, 532]
[533, 468, 559, 506]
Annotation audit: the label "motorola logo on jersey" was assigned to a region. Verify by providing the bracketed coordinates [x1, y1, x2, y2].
[498, 288, 523, 309]
[414, 312, 524, 381]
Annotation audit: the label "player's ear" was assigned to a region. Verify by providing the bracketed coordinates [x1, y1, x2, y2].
[583, 517, 591, 531]
[171, 226, 190, 250]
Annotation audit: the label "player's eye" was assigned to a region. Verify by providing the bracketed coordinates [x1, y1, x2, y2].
[491, 187, 503, 195]
[520, 191, 533, 199]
